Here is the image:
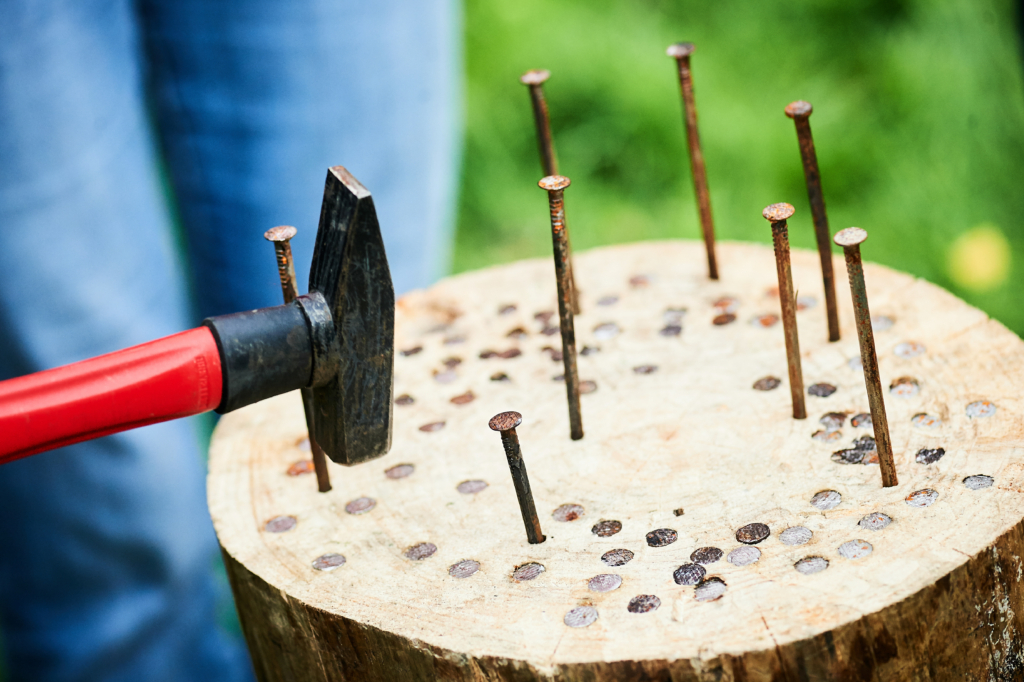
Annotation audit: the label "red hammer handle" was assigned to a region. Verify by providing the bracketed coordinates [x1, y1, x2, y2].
[0, 327, 223, 464]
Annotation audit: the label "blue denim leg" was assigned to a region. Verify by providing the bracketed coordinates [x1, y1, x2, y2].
[0, 1, 252, 680]
[139, 0, 463, 318]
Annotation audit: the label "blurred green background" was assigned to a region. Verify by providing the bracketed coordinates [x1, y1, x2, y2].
[455, 0, 1024, 334]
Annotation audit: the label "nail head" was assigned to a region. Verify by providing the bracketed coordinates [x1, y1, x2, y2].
[666, 42, 695, 58]
[834, 227, 868, 247]
[762, 203, 795, 222]
[784, 100, 813, 119]
[520, 69, 550, 85]
[539, 175, 571, 191]
[263, 225, 297, 242]
[489, 411, 523, 431]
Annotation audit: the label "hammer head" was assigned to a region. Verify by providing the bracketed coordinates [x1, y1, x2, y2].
[309, 166, 395, 465]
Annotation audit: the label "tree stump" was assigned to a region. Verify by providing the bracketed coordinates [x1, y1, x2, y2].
[208, 240, 1024, 681]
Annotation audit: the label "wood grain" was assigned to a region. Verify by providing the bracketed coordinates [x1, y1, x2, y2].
[210, 240, 1024, 681]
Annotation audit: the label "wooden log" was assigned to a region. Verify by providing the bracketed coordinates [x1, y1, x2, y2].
[208, 240, 1024, 681]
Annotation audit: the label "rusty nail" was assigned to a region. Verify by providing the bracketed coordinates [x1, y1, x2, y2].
[488, 411, 545, 544]
[762, 204, 806, 420]
[667, 42, 718, 280]
[539, 176, 584, 440]
[785, 101, 840, 342]
[521, 70, 580, 315]
[264, 226, 331, 493]
[833, 228, 898, 487]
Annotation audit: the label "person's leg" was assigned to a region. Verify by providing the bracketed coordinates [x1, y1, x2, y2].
[0, 2, 251, 680]
[138, 0, 462, 319]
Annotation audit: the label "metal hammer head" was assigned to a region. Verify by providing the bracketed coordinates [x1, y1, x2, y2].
[308, 166, 395, 465]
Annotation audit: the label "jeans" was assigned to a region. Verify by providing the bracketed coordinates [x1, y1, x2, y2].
[0, 0, 461, 679]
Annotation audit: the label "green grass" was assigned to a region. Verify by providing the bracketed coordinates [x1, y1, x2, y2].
[456, 0, 1024, 334]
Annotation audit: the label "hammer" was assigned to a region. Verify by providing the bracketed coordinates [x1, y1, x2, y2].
[0, 166, 394, 467]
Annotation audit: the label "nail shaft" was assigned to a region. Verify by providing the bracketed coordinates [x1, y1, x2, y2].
[762, 204, 806, 420]
[263, 226, 331, 493]
[667, 43, 718, 280]
[489, 412, 545, 544]
[834, 228, 898, 488]
[521, 70, 580, 315]
[786, 101, 840, 342]
[539, 176, 584, 440]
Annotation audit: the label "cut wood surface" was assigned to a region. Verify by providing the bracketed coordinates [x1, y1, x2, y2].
[208, 240, 1024, 681]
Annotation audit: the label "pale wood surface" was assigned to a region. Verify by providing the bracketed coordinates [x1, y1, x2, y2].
[209, 240, 1024, 680]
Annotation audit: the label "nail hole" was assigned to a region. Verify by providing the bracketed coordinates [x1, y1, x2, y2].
[296, 437, 311, 451]
[895, 341, 926, 358]
[850, 412, 872, 428]
[563, 606, 598, 628]
[540, 326, 559, 336]
[588, 574, 622, 592]
[915, 447, 946, 465]
[512, 562, 545, 581]
[498, 304, 517, 315]
[964, 475, 994, 490]
[727, 546, 761, 566]
[594, 322, 620, 340]
[889, 376, 920, 397]
[457, 479, 488, 494]
[264, 515, 297, 533]
[450, 391, 475, 405]
[400, 346, 423, 357]
[871, 315, 895, 332]
[751, 314, 778, 328]
[695, 577, 727, 602]
[345, 497, 376, 515]
[664, 308, 687, 323]
[712, 297, 739, 313]
[735, 523, 770, 545]
[404, 543, 437, 560]
[591, 520, 622, 537]
[443, 335, 466, 346]
[490, 372, 511, 382]
[534, 311, 555, 324]
[479, 350, 497, 359]
[646, 528, 678, 547]
[673, 563, 705, 585]
[911, 413, 942, 430]
[385, 464, 415, 479]
[690, 547, 723, 564]
[810, 490, 842, 511]
[287, 460, 315, 476]
[442, 357, 462, 369]
[601, 549, 634, 566]
[796, 295, 817, 311]
[967, 400, 997, 418]
[633, 365, 658, 375]
[812, 430, 843, 443]
[627, 595, 661, 613]
[312, 553, 346, 571]
[448, 560, 480, 578]
[832, 436, 877, 465]
[838, 539, 872, 560]
[753, 376, 781, 391]
[858, 512, 891, 531]
[419, 421, 446, 433]
[580, 345, 600, 356]
[659, 324, 682, 336]
[808, 383, 837, 398]
[597, 295, 619, 306]
[906, 489, 938, 507]
[506, 327, 528, 339]
[395, 394, 415, 406]
[713, 313, 736, 326]
[819, 412, 847, 430]
[580, 380, 598, 394]
[780, 526, 813, 545]
[498, 348, 522, 358]
[553, 504, 585, 522]
[673, 508, 685, 516]
[433, 369, 458, 384]
[629, 274, 651, 288]
[542, 346, 563, 362]
[794, 556, 829, 575]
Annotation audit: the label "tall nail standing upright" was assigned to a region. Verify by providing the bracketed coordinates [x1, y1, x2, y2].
[762, 204, 807, 420]
[667, 42, 718, 280]
[264, 226, 332, 493]
[489, 411, 545, 544]
[785, 101, 840, 343]
[833, 228, 898, 488]
[521, 69, 580, 315]
[539, 176, 584, 440]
